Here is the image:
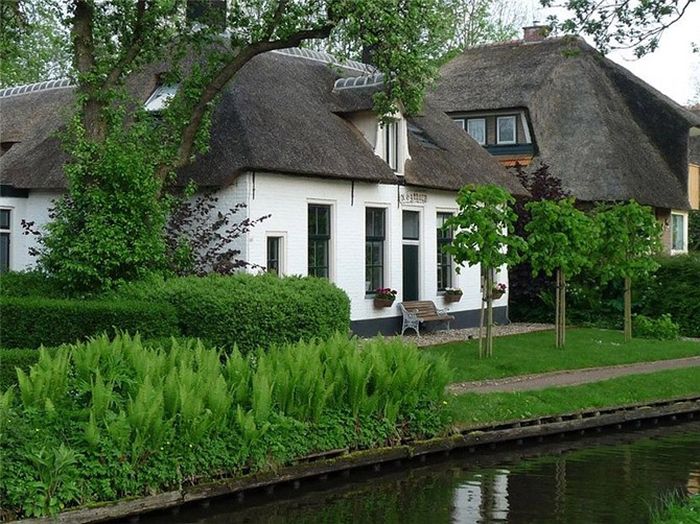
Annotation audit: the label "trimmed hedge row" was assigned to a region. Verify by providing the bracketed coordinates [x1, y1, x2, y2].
[637, 254, 700, 338]
[116, 273, 351, 352]
[0, 297, 179, 349]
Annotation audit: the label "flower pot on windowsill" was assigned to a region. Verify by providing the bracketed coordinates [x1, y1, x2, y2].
[374, 298, 395, 308]
[444, 294, 462, 303]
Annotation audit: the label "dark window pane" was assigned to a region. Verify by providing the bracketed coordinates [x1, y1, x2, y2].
[403, 211, 419, 240]
[309, 205, 331, 278]
[437, 213, 453, 291]
[0, 233, 9, 273]
[0, 209, 9, 230]
[267, 237, 281, 275]
[365, 208, 385, 292]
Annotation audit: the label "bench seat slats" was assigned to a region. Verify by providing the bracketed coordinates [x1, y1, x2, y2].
[399, 300, 454, 336]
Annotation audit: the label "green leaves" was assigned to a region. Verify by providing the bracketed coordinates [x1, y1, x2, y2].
[443, 184, 526, 272]
[593, 200, 662, 282]
[525, 197, 596, 278]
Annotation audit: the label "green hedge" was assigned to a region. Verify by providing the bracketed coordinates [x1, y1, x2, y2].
[637, 254, 700, 338]
[115, 273, 351, 352]
[0, 297, 179, 348]
[0, 348, 47, 389]
[0, 271, 66, 298]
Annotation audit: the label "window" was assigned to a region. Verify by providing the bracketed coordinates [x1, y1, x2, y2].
[402, 210, 420, 240]
[671, 213, 686, 251]
[453, 118, 466, 129]
[365, 208, 386, 293]
[497, 115, 516, 145]
[308, 205, 331, 278]
[436, 213, 453, 291]
[0, 209, 10, 274]
[144, 84, 178, 112]
[266, 236, 282, 275]
[383, 121, 399, 171]
[466, 118, 486, 145]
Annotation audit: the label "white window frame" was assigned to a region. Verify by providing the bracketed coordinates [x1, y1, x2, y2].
[307, 199, 336, 281]
[265, 232, 287, 276]
[383, 121, 399, 171]
[496, 115, 517, 145]
[0, 207, 11, 273]
[466, 118, 486, 145]
[670, 212, 688, 254]
[144, 84, 179, 112]
[452, 118, 466, 130]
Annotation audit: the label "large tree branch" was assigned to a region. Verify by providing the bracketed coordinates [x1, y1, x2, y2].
[104, 0, 147, 89]
[158, 24, 335, 181]
[71, 0, 106, 141]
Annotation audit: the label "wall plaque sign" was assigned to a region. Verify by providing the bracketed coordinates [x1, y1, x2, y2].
[400, 192, 427, 205]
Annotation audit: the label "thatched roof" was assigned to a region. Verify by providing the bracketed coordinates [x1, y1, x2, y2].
[431, 36, 700, 209]
[689, 106, 700, 166]
[1, 49, 523, 195]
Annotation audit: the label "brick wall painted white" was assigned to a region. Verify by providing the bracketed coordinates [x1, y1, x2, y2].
[0, 191, 60, 271]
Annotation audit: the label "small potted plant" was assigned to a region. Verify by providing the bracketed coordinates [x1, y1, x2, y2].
[444, 288, 463, 303]
[373, 288, 397, 308]
[491, 282, 507, 300]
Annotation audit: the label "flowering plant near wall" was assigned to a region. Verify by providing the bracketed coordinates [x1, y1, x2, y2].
[444, 288, 463, 296]
[493, 283, 507, 294]
[375, 288, 398, 301]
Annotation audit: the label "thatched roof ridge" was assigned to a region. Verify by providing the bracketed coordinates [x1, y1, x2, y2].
[431, 36, 696, 209]
[1, 50, 521, 195]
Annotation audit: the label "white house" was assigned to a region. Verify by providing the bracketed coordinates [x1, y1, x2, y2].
[0, 48, 527, 336]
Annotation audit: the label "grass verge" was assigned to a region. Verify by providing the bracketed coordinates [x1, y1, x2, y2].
[424, 328, 700, 383]
[651, 494, 700, 523]
[448, 368, 700, 428]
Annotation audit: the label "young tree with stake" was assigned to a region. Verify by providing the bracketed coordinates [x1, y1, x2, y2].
[443, 184, 525, 358]
[593, 201, 663, 342]
[525, 198, 596, 348]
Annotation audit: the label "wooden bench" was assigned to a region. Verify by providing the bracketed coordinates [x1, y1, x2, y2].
[399, 300, 454, 336]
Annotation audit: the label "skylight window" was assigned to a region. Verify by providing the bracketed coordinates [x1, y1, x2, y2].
[144, 84, 178, 112]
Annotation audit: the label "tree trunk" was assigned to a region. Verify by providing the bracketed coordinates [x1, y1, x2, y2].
[486, 268, 494, 357]
[624, 276, 632, 342]
[561, 269, 566, 347]
[554, 268, 566, 348]
[555, 269, 561, 348]
[478, 272, 485, 358]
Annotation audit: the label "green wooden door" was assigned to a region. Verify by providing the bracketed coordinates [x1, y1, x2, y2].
[402, 245, 419, 301]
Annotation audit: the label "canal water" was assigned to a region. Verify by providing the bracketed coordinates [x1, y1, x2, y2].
[144, 422, 700, 523]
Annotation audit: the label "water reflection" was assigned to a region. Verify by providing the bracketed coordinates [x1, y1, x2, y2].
[141, 422, 700, 524]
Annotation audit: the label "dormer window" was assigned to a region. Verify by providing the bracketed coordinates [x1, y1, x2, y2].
[383, 121, 399, 171]
[144, 84, 178, 112]
[467, 118, 486, 145]
[497, 116, 516, 145]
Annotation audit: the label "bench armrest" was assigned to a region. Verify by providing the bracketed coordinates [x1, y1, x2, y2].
[436, 308, 449, 318]
[399, 303, 420, 321]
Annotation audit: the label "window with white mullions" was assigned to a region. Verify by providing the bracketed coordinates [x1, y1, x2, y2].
[671, 213, 686, 251]
[466, 118, 486, 145]
[0, 209, 10, 273]
[436, 212, 453, 291]
[266, 236, 282, 275]
[383, 121, 399, 171]
[497, 115, 516, 145]
[308, 204, 331, 278]
[365, 208, 386, 293]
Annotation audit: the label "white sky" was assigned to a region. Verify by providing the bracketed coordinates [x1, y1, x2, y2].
[517, 0, 700, 105]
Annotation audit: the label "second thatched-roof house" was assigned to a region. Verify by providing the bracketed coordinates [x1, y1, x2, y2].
[0, 47, 525, 335]
[431, 29, 700, 253]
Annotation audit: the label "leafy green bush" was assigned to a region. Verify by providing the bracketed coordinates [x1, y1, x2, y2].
[0, 333, 450, 518]
[0, 297, 179, 348]
[115, 273, 351, 352]
[689, 210, 700, 252]
[633, 314, 680, 340]
[636, 254, 700, 338]
[0, 271, 66, 298]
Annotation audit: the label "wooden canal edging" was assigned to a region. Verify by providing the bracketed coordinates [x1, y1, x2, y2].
[13, 395, 700, 524]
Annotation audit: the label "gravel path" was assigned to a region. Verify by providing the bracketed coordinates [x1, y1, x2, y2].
[396, 322, 553, 348]
[449, 355, 700, 394]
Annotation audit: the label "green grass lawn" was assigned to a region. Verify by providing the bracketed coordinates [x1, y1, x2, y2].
[448, 367, 700, 427]
[423, 328, 700, 383]
[651, 494, 700, 524]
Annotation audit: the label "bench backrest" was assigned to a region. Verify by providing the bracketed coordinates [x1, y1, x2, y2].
[401, 300, 438, 318]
